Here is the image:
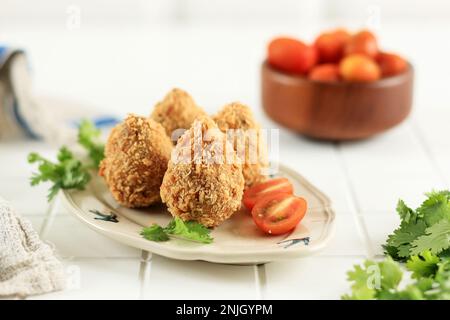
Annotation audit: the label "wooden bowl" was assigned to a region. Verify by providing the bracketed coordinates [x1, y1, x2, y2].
[261, 60, 414, 140]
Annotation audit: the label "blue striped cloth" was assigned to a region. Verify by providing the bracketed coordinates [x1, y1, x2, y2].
[0, 46, 120, 142]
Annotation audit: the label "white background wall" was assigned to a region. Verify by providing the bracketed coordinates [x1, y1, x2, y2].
[0, 0, 449, 116]
[1, 0, 449, 28]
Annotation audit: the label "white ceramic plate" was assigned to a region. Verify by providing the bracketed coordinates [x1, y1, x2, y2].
[61, 165, 335, 264]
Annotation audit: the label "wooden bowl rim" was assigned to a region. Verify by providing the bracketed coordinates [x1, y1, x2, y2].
[262, 60, 414, 88]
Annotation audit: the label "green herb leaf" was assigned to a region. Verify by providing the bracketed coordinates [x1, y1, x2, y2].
[396, 199, 416, 224]
[164, 217, 213, 244]
[28, 120, 105, 201]
[378, 258, 403, 290]
[410, 220, 450, 256]
[342, 261, 379, 300]
[417, 191, 450, 226]
[343, 258, 403, 300]
[406, 251, 440, 279]
[385, 220, 427, 259]
[28, 147, 91, 201]
[140, 217, 213, 244]
[346, 189, 450, 300]
[342, 256, 450, 300]
[385, 191, 450, 261]
[140, 224, 170, 242]
[77, 119, 105, 168]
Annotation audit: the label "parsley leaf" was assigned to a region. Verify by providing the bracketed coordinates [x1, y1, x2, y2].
[379, 258, 403, 290]
[28, 147, 91, 201]
[417, 191, 450, 226]
[342, 258, 403, 300]
[77, 119, 105, 169]
[140, 224, 170, 241]
[410, 220, 450, 256]
[342, 263, 377, 300]
[343, 256, 450, 300]
[406, 251, 440, 279]
[140, 217, 213, 244]
[385, 220, 427, 259]
[345, 189, 450, 300]
[165, 217, 213, 244]
[385, 191, 450, 261]
[396, 199, 417, 224]
[29, 120, 105, 201]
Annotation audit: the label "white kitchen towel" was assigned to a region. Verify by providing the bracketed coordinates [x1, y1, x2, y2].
[0, 197, 65, 298]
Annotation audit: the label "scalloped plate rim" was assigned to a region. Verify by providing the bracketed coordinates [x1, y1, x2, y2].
[60, 164, 336, 264]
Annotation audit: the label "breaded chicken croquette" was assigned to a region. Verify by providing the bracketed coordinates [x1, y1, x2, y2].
[213, 102, 268, 188]
[99, 115, 173, 208]
[160, 116, 244, 227]
[150, 88, 206, 141]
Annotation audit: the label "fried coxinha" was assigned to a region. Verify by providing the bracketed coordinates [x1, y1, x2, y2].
[160, 116, 245, 227]
[29, 89, 308, 237]
[99, 115, 172, 207]
[100, 88, 270, 228]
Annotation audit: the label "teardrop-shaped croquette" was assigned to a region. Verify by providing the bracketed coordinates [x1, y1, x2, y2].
[213, 102, 268, 188]
[160, 116, 244, 227]
[150, 88, 206, 142]
[99, 115, 173, 208]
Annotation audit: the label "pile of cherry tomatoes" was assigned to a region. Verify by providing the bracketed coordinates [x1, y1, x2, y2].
[267, 28, 408, 82]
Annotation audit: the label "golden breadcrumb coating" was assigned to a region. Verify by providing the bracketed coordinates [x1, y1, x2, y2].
[160, 116, 244, 227]
[213, 102, 268, 188]
[150, 88, 206, 142]
[99, 114, 173, 208]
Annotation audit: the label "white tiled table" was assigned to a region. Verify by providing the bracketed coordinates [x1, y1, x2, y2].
[1, 23, 449, 299]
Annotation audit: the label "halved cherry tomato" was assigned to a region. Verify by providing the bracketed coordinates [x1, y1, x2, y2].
[243, 178, 294, 210]
[309, 63, 340, 82]
[344, 30, 378, 59]
[268, 37, 318, 74]
[251, 193, 307, 235]
[377, 52, 407, 77]
[339, 54, 381, 82]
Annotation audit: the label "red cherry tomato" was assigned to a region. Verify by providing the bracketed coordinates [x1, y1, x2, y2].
[268, 37, 318, 74]
[377, 52, 407, 77]
[309, 64, 340, 82]
[314, 29, 350, 63]
[243, 178, 294, 210]
[339, 54, 381, 82]
[333, 28, 351, 44]
[345, 30, 378, 59]
[251, 193, 307, 235]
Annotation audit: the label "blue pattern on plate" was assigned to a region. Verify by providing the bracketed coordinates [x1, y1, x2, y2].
[89, 209, 119, 223]
[278, 237, 310, 249]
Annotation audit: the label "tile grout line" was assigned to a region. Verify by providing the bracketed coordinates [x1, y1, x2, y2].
[254, 264, 267, 300]
[38, 195, 60, 238]
[138, 250, 153, 299]
[333, 143, 375, 259]
[409, 119, 449, 187]
[56, 253, 369, 261]
[59, 256, 142, 261]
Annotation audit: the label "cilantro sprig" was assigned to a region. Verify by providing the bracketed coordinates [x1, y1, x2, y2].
[28, 120, 104, 201]
[344, 190, 450, 300]
[140, 217, 213, 244]
[343, 252, 450, 300]
[384, 190, 450, 260]
[77, 119, 104, 169]
[28, 147, 91, 201]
